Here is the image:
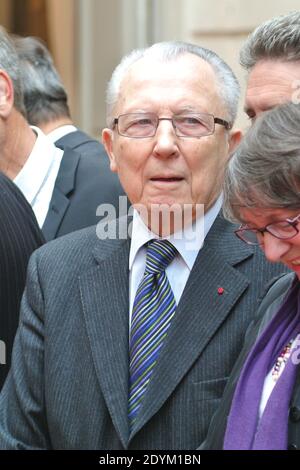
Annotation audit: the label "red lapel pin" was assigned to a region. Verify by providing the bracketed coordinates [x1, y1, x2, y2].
[217, 287, 224, 295]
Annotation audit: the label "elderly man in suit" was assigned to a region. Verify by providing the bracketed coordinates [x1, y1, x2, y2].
[0, 28, 123, 241]
[0, 41, 286, 450]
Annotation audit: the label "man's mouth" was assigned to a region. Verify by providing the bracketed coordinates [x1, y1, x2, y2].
[150, 177, 183, 182]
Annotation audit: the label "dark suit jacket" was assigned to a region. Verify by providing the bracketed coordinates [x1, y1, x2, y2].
[42, 130, 125, 241]
[0, 173, 44, 390]
[0, 215, 287, 449]
[200, 272, 300, 450]
[55, 129, 107, 158]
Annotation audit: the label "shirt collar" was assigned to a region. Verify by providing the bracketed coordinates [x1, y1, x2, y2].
[47, 125, 77, 144]
[14, 126, 63, 205]
[129, 195, 222, 272]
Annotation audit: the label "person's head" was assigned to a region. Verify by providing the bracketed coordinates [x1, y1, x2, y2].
[0, 26, 26, 117]
[0, 26, 36, 179]
[240, 11, 300, 120]
[223, 101, 300, 277]
[12, 35, 71, 128]
[102, 41, 241, 234]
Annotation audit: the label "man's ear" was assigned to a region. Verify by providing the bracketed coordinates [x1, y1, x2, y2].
[228, 129, 243, 154]
[0, 70, 14, 118]
[102, 128, 118, 173]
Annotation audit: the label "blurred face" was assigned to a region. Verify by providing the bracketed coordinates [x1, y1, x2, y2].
[245, 60, 300, 120]
[239, 207, 300, 278]
[103, 54, 240, 233]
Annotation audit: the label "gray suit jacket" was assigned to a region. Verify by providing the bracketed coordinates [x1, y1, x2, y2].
[200, 272, 300, 450]
[42, 133, 125, 241]
[0, 215, 287, 449]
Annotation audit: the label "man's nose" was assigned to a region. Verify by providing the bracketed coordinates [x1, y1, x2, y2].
[262, 232, 290, 263]
[153, 119, 179, 158]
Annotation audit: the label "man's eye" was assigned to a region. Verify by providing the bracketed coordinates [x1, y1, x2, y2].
[177, 117, 204, 126]
[185, 117, 199, 124]
[130, 119, 153, 126]
[138, 119, 153, 125]
[245, 110, 256, 121]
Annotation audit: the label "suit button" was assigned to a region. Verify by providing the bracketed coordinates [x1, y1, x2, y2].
[289, 406, 300, 422]
[288, 443, 298, 450]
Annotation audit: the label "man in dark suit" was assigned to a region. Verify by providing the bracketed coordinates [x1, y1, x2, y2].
[0, 172, 44, 390]
[0, 42, 286, 449]
[13, 35, 125, 241]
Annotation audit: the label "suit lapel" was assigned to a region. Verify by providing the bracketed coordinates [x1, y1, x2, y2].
[130, 215, 254, 438]
[79, 235, 131, 448]
[42, 148, 80, 241]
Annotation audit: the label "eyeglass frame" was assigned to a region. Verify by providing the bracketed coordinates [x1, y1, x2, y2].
[235, 213, 300, 245]
[112, 112, 232, 138]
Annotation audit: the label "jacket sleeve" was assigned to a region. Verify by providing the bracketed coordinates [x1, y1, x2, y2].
[0, 250, 51, 449]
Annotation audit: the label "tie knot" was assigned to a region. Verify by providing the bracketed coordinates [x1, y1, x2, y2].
[145, 239, 177, 274]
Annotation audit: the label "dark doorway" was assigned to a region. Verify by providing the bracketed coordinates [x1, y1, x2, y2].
[11, 0, 48, 43]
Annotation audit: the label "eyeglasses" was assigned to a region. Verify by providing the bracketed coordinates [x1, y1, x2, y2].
[112, 112, 232, 138]
[235, 213, 300, 245]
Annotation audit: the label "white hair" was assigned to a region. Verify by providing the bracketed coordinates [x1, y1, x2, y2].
[106, 41, 240, 126]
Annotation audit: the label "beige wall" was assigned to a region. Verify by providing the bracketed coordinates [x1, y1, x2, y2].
[46, 0, 76, 120]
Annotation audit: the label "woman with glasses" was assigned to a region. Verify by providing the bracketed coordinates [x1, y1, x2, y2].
[201, 101, 300, 450]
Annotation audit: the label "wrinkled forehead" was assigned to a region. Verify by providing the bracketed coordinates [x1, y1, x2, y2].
[246, 59, 300, 111]
[248, 59, 300, 82]
[116, 53, 223, 112]
[123, 53, 216, 80]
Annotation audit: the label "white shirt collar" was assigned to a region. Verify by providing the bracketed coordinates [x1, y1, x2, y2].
[14, 126, 62, 206]
[129, 195, 222, 272]
[47, 125, 77, 144]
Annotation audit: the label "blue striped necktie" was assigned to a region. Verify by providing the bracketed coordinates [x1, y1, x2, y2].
[128, 239, 178, 429]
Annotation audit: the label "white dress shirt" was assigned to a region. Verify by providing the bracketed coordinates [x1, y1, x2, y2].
[14, 126, 64, 227]
[129, 196, 223, 325]
[46, 125, 77, 144]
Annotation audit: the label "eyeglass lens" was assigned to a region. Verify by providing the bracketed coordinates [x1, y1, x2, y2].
[117, 113, 215, 137]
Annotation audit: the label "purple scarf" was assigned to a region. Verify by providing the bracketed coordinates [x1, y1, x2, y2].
[224, 277, 300, 450]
